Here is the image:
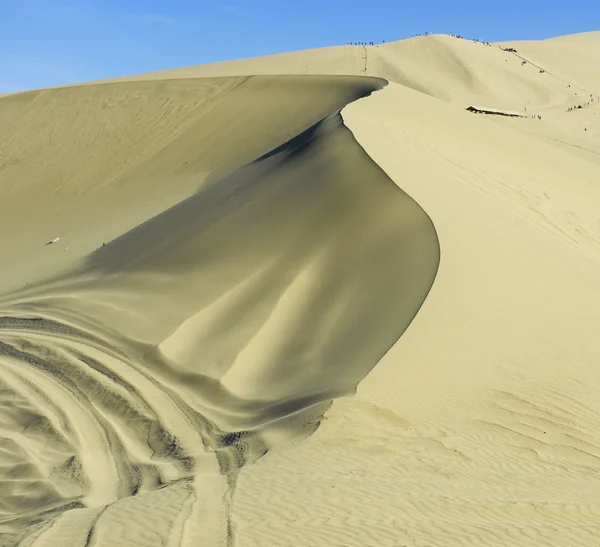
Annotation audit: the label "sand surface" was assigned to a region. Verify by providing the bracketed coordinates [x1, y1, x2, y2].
[1, 32, 600, 546]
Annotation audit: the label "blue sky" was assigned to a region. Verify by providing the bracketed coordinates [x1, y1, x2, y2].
[1, 0, 598, 92]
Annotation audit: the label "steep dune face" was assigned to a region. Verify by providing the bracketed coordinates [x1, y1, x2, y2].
[0, 76, 439, 543]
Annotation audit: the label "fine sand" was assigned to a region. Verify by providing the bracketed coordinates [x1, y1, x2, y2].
[1, 31, 600, 546]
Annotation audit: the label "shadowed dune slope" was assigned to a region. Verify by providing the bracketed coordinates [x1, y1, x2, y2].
[0, 74, 439, 544]
[0, 75, 383, 295]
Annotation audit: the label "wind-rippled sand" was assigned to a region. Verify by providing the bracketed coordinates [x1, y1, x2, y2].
[2, 32, 600, 546]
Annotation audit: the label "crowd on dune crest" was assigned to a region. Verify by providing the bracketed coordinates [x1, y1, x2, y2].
[346, 33, 494, 47]
[347, 32, 434, 46]
[451, 33, 492, 46]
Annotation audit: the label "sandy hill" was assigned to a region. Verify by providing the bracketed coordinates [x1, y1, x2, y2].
[1, 31, 600, 547]
[91, 33, 600, 112]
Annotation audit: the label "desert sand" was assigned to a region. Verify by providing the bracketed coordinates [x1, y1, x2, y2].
[0, 31, 599, 546]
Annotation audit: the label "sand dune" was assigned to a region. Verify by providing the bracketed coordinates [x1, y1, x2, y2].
[1, 31, 600, 546]
[0, 73, 438, 544]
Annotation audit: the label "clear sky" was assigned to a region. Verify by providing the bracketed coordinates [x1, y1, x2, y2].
[1, 0, 598, 92]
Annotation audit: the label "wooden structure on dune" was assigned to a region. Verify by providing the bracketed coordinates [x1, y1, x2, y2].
[465, 106, 526, 118]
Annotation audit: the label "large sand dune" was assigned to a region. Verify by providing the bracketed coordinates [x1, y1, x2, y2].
[1, 31, 600, 546]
